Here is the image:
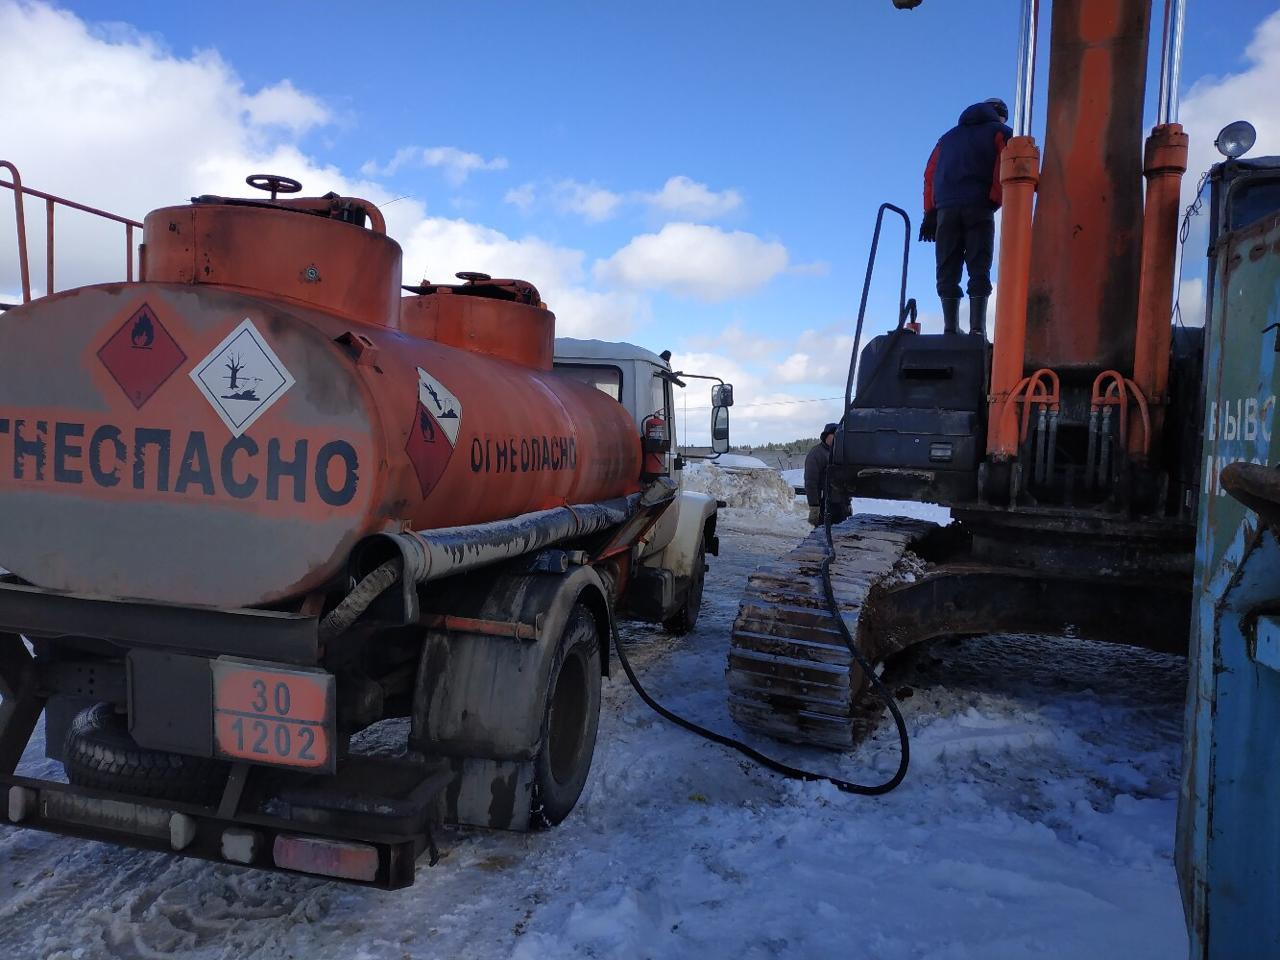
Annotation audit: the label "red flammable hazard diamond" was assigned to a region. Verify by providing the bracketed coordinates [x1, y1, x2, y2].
[97, 303, 187, 409]
[406, 403, 455, 498]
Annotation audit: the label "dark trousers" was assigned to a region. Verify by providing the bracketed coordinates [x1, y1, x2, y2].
[935, 205, 995, 299]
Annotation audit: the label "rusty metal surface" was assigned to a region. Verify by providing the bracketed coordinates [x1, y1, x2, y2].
[0, 276, 641, 607]
[401, 280, 555, 370]
[1178, 199, 1280, 957]
[988, 136, 1041, 457]
[143, 203, 402, 330]
[1024, 0, 1151, 374]
[1130, 122, 1189, 457]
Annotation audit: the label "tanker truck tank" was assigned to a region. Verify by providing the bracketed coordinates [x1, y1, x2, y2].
[0, 182, 642, 608]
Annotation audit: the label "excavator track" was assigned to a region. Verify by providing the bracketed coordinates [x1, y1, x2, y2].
[727, 515, 940, 749]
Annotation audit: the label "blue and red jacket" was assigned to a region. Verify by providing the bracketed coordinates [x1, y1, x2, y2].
[923, 102, 1013, 213]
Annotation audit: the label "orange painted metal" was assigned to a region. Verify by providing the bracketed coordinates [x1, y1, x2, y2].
[400, 286, 554, 370]
[1130, 122, 1189, 458]
[142, 202, 403, 330]
[995, 368, 1061, 451]
[1091, 369, 1151, 456]
[986, 136, 1041, 458]
[0, 189, 643, 608]
[213, 660, 335, 770]
[1024, 0, 1152, 374]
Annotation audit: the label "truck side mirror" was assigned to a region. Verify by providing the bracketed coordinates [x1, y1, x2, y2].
[711, 406, 730, 454]
[712, 383, 734, 408]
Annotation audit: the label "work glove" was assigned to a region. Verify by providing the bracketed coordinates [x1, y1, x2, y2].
[919, 209, 937, 243]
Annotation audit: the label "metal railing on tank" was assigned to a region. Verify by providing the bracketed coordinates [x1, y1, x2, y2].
[0, 160, 142, 310]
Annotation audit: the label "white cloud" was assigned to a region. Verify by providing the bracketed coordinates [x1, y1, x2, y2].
[789, 260, 830, 277]
[642, 175, 742, 220]
[595, 223, 789, 301]
[504, 182, 536, 212]
[243, 79, 330, 133]
[551, 180, 624, 223]
[0, 2, 636, 341]
[503, 173, 745, 225]
[682, 324, 783, 361]
[1181, 11, 1280, 194]
[1166, 10, 1280, 319]
[398, 215, 639, 337]
[0, 2, 402, 296]
[669, 347, 844, 446]
[361, 145, 508, 185]
[670, 323, 863, 444]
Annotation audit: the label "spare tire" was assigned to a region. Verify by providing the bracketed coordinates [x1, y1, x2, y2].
[63, 703, 229, 805]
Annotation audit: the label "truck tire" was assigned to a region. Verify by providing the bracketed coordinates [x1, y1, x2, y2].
[663, 537, 706, 635]
[63, 703, 229, 805]
[531, 604, 601, 827]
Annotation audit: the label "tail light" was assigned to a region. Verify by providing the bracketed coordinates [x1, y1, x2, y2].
[273, 834, 379, 882]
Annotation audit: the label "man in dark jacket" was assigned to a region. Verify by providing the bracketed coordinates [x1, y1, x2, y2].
[920, 98, 1012, 338]
[804, 423, 850, 527]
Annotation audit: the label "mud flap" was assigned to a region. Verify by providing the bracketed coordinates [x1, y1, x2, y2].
[409, 564, 609, 830]
[434, 757, 535, 832]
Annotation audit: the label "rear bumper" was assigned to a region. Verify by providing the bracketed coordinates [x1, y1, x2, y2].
[1, 764, 446, 889]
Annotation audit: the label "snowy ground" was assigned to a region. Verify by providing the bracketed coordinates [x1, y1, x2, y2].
[0, 488, 1188, 959]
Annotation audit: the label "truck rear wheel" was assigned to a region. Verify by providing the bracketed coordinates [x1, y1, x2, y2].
[531, 604, 601, 827]
[663, 537, 706, 635]
[63, 703, 229, 805]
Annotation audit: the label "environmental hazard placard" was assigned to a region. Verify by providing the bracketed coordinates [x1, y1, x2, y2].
[406, 367, 463, 498]
[416, 367, 462, 444]
[191, 318, 296, 437]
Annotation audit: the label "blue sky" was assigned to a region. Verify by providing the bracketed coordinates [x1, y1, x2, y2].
[5, 1, 1280, 442]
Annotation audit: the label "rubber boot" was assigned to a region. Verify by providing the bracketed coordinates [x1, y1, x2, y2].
[969, 295, 988, 338]
[941, 298, 961, 335]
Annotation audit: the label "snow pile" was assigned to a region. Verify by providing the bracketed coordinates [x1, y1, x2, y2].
[709, 452, 770, 469]
[683, 461, 796, 515]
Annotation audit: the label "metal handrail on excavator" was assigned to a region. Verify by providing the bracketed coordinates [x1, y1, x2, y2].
[843, 202, 912, 414]
[0, 160, 142, 309]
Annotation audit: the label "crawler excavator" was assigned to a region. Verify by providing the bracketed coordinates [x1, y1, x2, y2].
[730, 0, 1202, 747]
[733, 5, 1280, 950]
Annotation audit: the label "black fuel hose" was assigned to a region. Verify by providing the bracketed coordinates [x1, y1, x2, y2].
[611, 466, 910, 795]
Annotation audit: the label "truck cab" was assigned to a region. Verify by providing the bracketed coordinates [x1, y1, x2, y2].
[553, 337, 730, 633]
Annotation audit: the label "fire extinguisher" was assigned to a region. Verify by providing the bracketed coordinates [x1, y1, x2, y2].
[641, 413, 669, 478]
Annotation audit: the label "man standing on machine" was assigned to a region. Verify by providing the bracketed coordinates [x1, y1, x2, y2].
[919, 98, 1012, 338]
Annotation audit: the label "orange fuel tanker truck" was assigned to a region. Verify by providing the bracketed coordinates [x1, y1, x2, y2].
[0, 169, 732, 887]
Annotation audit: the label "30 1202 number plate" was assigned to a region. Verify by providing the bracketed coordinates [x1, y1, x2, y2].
[212, 658, 335, 772]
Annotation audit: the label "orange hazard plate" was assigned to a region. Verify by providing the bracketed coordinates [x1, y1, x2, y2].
[212, 658, 336, 772]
